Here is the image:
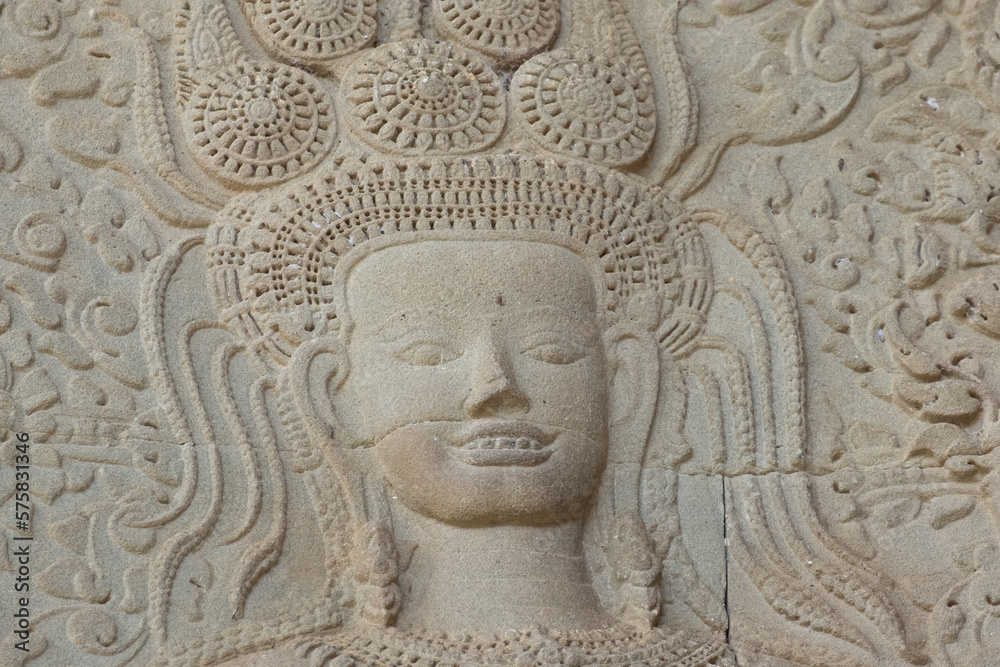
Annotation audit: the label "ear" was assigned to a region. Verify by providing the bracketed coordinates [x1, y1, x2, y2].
[606, 325, 660, 465]
[287, 336, 390, 526]
[604, 292, 662, 515]
[288, 334, 352, 446]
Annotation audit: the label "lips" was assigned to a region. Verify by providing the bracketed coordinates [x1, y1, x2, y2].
[451, 420, 556, 467]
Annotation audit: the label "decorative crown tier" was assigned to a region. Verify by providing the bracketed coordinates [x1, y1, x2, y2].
[206, 155, 712, 368]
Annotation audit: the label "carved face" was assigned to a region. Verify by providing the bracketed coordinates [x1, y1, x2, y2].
[333, 240, 611, 526]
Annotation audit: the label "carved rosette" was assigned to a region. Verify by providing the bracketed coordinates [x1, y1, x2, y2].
[512, 51, 656, 166]
[242, 0, 377, 63]
[432, 0, 560, 66]
[184, 61, 336, 188]
[342, 40, 506, 155]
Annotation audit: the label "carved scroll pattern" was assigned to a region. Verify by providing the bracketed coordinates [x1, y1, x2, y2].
[714, 6, 1000, 655]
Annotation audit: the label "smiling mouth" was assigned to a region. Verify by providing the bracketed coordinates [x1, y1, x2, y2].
[451, 421, 555, 467]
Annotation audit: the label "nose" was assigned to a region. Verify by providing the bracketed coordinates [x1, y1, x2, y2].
[463, 343, 529, 418]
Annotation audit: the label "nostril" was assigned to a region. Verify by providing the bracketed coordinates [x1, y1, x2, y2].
[464, 346, 530, 416]
[463, 378, 530, 417]
[490, 390, 530, 416]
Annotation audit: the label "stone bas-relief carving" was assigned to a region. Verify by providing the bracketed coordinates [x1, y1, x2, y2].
[2, 0, 1000, 665]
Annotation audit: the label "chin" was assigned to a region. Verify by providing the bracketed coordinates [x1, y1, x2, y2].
[374, 420, 607, 526]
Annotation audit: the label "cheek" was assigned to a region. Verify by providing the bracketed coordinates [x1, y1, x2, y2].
[374, 423, 481, 521]
[376, 422, 452, 486]
[342, 352, 467, 436]
[520, 359, 608, 431]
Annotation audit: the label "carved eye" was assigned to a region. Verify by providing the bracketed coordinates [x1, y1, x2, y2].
[521, 337, 587, 365]
[392, 341, 461, 367]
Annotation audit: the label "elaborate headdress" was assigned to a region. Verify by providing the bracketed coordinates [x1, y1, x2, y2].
[192, 0, 710, 370]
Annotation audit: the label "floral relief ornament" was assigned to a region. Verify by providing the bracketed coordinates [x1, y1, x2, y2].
[341, 40, 506, 156]
[184, 61, 337, 187]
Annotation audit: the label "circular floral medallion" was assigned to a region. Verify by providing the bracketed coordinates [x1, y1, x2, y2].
[184, 61, 335, 188]
[432, 0, 560, 65]
[244, 0, 377, 63]
[342, 40, 506, 155]
[511, 51, 656, 166]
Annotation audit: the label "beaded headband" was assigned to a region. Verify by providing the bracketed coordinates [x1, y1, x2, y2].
[208, 154, 711, 367]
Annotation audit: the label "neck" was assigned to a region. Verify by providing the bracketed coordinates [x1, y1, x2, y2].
[388, 503, 611, 633]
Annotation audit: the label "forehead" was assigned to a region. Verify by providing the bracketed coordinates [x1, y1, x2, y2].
[344, 240, 597, 323]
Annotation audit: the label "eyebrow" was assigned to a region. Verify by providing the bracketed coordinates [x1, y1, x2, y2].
[366, 305, 600, 345]
[514, 307, 601, 346]
[371, 309, 453, 343]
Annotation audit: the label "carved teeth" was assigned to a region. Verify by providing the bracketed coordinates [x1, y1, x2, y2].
[463, 436, 543, 451]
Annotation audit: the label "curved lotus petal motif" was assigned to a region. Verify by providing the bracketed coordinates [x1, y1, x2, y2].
[243, 0, 377, 63]
[342, 40, 506, 156]
[512, 50, 656, 166]
[184, 61, 336, 188]
[432, 0, 560, 66]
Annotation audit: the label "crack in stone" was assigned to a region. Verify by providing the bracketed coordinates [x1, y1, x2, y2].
[678, 464, 976, 478]
[722, 476, 741, 665]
